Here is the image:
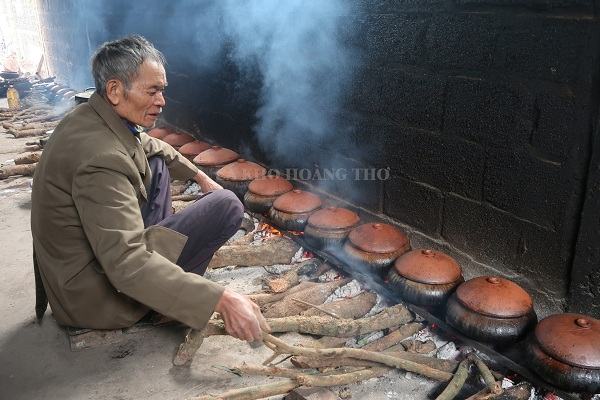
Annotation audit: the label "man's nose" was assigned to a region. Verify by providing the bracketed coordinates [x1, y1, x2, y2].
[154, 91, 166, 107]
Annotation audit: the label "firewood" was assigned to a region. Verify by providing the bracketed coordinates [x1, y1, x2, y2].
[435, 358, 470, 400]
[9, 128, 50, 138]
[0, 163, 36, 179]
[401, 339, 437, 354]
[208, 236, 300, 269]
[262, 279, 350, 318]
[171, 194, 198, 202]
[249, 281, 319, 307]
[361, 322, 425, 352]
[467, 354, 502, 396]
[24, 144, 42, 152]
[266, 268, 299, 293]
[3, 121, 57, 131]
[170, 181, 187, 196]
[172, 200, 192, 214]
[189, 380, 298, 400]
[14, 151, 42, 165]
[466, 383, 532, 400]
[300, 291, 377, 319]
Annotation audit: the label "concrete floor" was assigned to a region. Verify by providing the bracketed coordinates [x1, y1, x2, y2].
[0, 117, 446, 399]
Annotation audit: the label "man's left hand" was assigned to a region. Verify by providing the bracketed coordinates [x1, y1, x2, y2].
[193, 170, 223, 192]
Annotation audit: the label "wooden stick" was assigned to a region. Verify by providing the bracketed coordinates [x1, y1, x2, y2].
[290, 297, 341, 319]
[263, 333, 452, 381]
[9, 128, 51, 138]
[208, 236, 300, 269]
[171, 194, 199, 202]
[468, 354, 502, 396]
[435, 358, 470, 400]
[300, 291, 377, 320]
[362, 322, 425, 352]
[14, 151, 42, 165]
[173, 327, 206, 366]
[0, 163, 36, 179]
[266, 268, 299, 293]
[249, 281, 319, 307]
[189, 379, 298, 400]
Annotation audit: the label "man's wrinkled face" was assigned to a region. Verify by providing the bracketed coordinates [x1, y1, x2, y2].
[106, 60, 167, 128]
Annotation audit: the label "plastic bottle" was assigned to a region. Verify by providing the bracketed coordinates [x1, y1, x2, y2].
[7, 85, 20, 110]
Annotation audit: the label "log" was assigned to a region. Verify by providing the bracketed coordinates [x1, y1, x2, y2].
[9, 128, 50, 138]
[14, 151, 42, 165]
[468, 354, 502, 396]
[171, 194, 199, 202]
[401, 339, 437, 354]
[208, 236, 300, 269]
[263, 279, 350, 318]
[266, 268, 299, 293]
[469, 383, 532, 400]
[0, 163, 37, 179]
[189, 379, 298, 400]
[173, 327, 207, 366]
[300, 291, 377, 320]
[361, 322, 425, 352]
[249, 281, 319, 307]
[435, 358, 470, 400]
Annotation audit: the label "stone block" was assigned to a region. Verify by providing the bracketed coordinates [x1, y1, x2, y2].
[384, 176, 443, 236]
[494, 17, 593, 84]
[483, 148, 567, 228]
[380, 69, 446, 132]
[425, 14, 498, 71]
[443, 77, 533, 146]
[383, 128, 486, 200]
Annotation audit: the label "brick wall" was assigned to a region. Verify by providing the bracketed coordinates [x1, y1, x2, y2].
[36, 0, 600, 315]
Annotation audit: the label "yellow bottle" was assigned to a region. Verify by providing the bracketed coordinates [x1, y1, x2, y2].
[7, 85, 20, 110]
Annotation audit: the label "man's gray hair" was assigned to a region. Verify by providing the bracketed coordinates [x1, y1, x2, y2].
[92, 35, 166, 96]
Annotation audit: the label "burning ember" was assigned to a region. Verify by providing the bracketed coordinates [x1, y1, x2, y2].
[254, 222, 284, 240]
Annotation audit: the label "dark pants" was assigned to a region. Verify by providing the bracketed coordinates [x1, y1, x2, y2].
[141, 156, 244, 275]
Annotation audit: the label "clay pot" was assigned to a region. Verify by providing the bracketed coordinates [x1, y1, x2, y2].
[269, 189, 321, 231]
[244, 175, 293, 214]
[193, 146, 240, 179]
[387, 249, 464, 308]
[216, 159, 267, 199]
[304, 207, 360, 249]
[445, 276, 537, 345]
[341, 223, 410, 276]
[162, 132, 194, 149]
[148, 127, 172, 140]
[526, 313, 600, 393]
[178, 140, 211, 161]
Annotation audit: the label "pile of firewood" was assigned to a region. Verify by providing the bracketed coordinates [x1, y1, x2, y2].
[0, 105, 63, 138]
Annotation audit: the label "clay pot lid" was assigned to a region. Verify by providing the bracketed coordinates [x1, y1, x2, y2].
[179, 140, 211, 156]
[193, 146, 240, 166]
[534, 313, 600, 370]
[216, 159, 267, 181]
[307, 207, 360, 230]
[393, 249, 462, 285]
[162, 132, 194, 147]
[148, 127, 172, 139]
[348, 223, 409, 254]
[248, 175, 293, 196]
[272, 189, 322, 214]
[455, 276, 533, 318]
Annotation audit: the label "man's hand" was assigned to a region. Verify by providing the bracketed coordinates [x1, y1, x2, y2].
[214, 288, 270, 342]
[193, 170, 222, 193]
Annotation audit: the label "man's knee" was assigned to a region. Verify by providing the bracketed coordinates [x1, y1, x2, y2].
[211, 189, 244, 235]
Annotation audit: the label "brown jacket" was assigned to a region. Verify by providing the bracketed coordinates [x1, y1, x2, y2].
[31, 93, 224, 330]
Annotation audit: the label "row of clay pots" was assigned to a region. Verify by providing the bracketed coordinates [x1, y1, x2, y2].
[148, 130, 600, 393]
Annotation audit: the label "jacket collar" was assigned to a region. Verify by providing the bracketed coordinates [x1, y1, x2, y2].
[88, 92, 150, 198]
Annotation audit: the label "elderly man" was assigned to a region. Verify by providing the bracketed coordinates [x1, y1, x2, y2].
[31, 35, 268, 343]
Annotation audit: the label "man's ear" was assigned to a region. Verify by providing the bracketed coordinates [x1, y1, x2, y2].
[105, 79, 122, 106]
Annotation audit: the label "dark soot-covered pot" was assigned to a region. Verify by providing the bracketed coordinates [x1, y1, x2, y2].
[268, 189, 321, 231]
[193, 146, 240, 179]
[178, 140, 211, 161]
[162, 132, 194, 149]
[342, 223, 410, 276]
[526, 313, 600, 393]
[387, 249, 463, 308]
[244, 175, 293, 214]
[446, 276, 537, 345]
[304, 207, 360, 250]
[216, 159, 267, 199]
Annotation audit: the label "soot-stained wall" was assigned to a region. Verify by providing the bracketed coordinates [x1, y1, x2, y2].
[37, 0, 600, 316]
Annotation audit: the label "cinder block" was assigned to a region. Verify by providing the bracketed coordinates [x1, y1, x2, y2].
[379, 69, 446, 132]
[443, 77, 533, 146]
[382, 128, 486, 200]
[425, 14, 498, 71]
[384, 176, 443, 236]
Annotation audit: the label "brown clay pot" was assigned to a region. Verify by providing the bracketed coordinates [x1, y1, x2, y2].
[178, 140, 211, 161]
[387, 249, 464, 308]
[193, 146, 240, 179]
[148, 127, 172, 139]
[304, 207, 360, 250]
[216, 159, 267, 199]
[445, 276, 537, 345]
[341, 223, 410, 276]
[526, 313, 600, 393]
[268, 189, 322, 231]
[162, 132, 194, 149]
[244, 175, 293, 213]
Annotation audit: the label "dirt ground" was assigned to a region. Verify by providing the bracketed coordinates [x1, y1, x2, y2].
[0, 103, 443, 399]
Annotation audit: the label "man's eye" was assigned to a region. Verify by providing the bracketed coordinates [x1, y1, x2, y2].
[148, 91, 157, 96]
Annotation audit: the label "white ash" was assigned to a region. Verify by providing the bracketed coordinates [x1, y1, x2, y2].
[183, 181, 200, 195]
[363, 293, 388, 317]
[261, 264, 297, 275]
[324, 279, 363, 303]
[318, 269, 342, 283]
[204, 265, 266, 294]
[436, 341, 461, 360]
[291, 246, 310, 263]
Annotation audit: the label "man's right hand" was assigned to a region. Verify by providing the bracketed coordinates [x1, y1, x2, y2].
[214, 288, 270, 342]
